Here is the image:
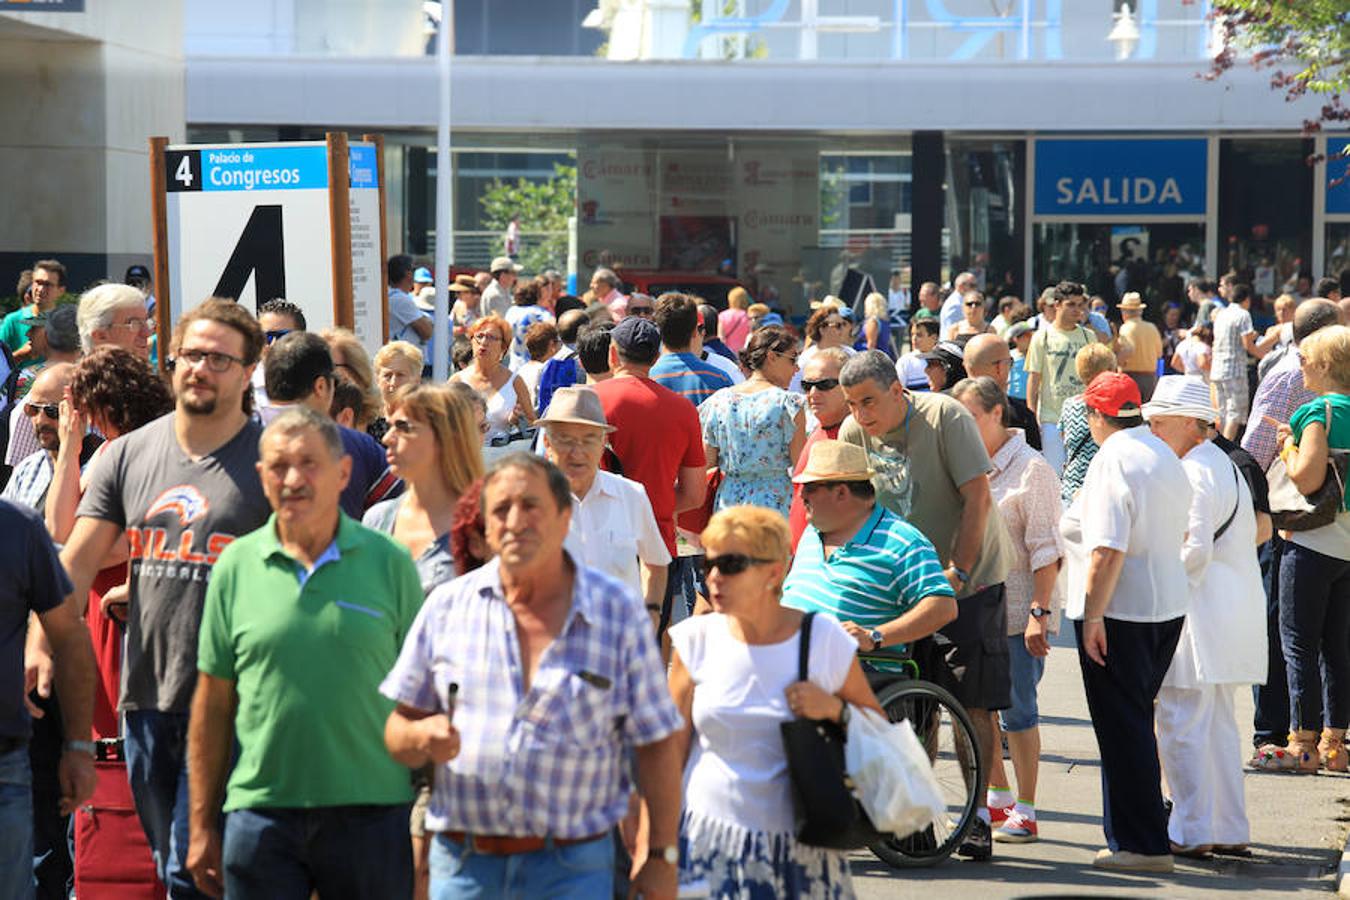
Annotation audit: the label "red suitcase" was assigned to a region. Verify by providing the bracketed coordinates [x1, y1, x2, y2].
[74, 742, 166, 900]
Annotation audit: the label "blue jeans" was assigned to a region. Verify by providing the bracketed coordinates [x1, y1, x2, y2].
[663, 556, 706, 631]
[223, 804, 412, 899]
[124, 710, 213, 899]
[1279, 542, 1350, 731]
[430, 832, 614, 900]
[1252, 537, 1301, 747]
[998, 633, 1046, 733]
[0, 745, 35, 900]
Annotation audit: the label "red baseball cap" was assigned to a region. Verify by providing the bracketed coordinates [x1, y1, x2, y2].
[1083, 371, 1142, 418]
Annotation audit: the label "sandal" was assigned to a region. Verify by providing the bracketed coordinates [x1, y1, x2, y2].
[1320, 728, 1349, 773]
[1170, 842, 1214, 859]
[1248, 744, 1298, 772]
[1212, 844, 1252, 857]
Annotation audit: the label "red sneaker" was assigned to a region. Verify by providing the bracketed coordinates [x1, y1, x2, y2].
[988, 804, 1014, 827]
[994, 810, 1039, 843]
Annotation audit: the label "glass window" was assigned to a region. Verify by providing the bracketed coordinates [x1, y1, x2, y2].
[1033, 222, 1205, 314]
[1218, 139, 1314, 300]
[946, 140, 1023, 298]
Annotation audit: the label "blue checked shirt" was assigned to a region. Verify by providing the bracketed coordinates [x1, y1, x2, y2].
[380, 555, 682, 838]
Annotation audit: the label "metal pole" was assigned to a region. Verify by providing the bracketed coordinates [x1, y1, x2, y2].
[433, 0, 454, 382]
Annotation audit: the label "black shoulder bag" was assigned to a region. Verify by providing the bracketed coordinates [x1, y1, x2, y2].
[779, 612, 883, 849]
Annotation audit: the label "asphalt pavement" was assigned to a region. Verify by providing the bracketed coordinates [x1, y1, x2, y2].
[850, 629, 1348, 898]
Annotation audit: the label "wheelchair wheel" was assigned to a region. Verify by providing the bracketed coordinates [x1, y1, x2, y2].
[867, 679, 983, 868]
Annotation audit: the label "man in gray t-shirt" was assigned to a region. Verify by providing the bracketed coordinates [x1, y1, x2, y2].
[50, 299, 269, 898]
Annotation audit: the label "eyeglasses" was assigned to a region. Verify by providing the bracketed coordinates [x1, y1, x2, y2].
[548, 433, 605, 453]
[24, 402, 59, 419]
[472, 332, 502, 343]
[801, 378, 840, 392]
[990, 357, 1013, 368]
[171, 348, 245, 373]
[111, 317, 151, 332]
[31, 279, 59, 290]
[701, 553, 776, 577]
[264, 328, 292, 344]
[388, 418, 423, 435]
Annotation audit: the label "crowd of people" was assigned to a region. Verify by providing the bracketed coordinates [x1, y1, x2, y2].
[1, 249, 1349, 899]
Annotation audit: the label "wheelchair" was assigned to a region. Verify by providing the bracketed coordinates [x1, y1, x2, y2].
[857, 641, 984, 868]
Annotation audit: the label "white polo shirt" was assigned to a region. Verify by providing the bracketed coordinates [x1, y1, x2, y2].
[1062, 425, 1191, 623]
[563, 469, 672, 597]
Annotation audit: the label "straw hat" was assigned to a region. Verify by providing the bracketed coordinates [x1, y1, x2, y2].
[1119, 292, 1146, 310]
[792, 440, 875, 485]
[537, 387, 616, 433]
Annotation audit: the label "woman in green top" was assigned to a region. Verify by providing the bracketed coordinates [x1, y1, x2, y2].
[1276, 324, 1350, 773]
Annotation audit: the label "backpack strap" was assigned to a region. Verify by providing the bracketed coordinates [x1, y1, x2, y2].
[1213, 463, 1241, 542]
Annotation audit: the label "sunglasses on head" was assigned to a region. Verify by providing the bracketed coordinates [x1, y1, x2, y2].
[701, 553, 776, 576]
[801, 377, 840, 392]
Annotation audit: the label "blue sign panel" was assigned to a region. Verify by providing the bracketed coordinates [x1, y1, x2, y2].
[349, 144, 378, 189]
[1034, 139, 1207, 217]
[1328, 137, 1350, 216]
[166, 145, 329, 194]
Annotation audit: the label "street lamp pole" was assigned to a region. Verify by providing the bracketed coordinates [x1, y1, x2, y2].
[433, 0, 454, 382]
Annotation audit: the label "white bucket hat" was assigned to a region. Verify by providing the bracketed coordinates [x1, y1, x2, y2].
[1141, 375, 1217, 425]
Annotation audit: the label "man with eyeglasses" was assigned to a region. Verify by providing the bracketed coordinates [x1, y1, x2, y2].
[965, 333, 1042, 451]
[787, 347, 851, 549]
[1025, 282, 1099, 475]
[33, 298, 271, 898]
[540, 387, 670, 612]
[75, 282, 152, 361]
[1, 259, 66, 370]
[3, 363, 101, 511]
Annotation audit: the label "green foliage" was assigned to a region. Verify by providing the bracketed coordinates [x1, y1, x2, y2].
[478, 163, 576, 274]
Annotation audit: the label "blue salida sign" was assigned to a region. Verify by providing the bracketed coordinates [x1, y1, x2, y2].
[1328, 137, 1350, 216]
[1034, 138, 1207, 217]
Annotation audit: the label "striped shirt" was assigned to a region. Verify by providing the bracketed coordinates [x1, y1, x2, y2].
[782, 503, 953, 662]
[650, 351, 735, 408]
[379, 555, 682, 838]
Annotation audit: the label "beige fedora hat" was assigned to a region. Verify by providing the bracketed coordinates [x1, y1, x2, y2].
[1119, 291, 1146, 310]
[538, 386, 616, 433]
[792, 440, 875, 484]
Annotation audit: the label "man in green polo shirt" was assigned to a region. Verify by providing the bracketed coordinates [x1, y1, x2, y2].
[187, 406, 423, 899]
[0, 259, 66, 369]
[782, 439, 957, 664]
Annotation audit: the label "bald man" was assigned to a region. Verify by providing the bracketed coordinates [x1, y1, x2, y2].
[964, 333, 1042, 451]
[2, 363, 102, 509]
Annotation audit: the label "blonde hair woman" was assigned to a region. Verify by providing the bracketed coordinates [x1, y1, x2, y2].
[1058, 342, 1119, 504]
[719, 286, 753, 354]
[668, 506, 882, 897]
[854, 291, 895, 360]
[322, 328, 382, 431]
[449, 315, 535, 444]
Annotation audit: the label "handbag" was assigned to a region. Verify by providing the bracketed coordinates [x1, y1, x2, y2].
[1268, 399, 1349, 532]
[676, 468, 722, 534]
[779, 612, 884, 850]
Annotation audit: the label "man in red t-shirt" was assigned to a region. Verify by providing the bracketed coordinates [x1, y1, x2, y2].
[593, 317, 707, 631]
[788, 347, 851, 549]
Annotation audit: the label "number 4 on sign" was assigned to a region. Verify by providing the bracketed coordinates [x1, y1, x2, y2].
[213, 205, 286, 311]
[174, 155, 193, 188]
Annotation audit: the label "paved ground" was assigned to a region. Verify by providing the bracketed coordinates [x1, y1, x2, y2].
[850, 630, 1349, 898]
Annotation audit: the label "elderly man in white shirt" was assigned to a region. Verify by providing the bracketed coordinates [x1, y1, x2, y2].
[1143, 376, 1266, 859]
[540, 386, 671, 614]
[1061, 372, 1191, 875]
[940, 271, 979, 334]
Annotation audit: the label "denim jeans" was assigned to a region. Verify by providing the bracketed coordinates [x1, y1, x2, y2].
[0, 745, 35, 900]
[222, 804, 412, 899]
[1252, 537, 1301, 747]
[1279, 542, 1350, 731]
[124, 709, 213, 899]
[998, 633, 1046, 733]
[430, 832, 614, 900]
[663, 555, 707, 632]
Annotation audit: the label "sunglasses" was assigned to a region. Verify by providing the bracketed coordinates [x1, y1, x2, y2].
[964, 301, 983, 308]
[701, 553, 776, 576]
[24, 402, 60, 419]
[801, 378, 840, 392]
[265, 328, 292, 344]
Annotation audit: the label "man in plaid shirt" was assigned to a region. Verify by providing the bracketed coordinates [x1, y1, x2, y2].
[382, 453, 684, 900]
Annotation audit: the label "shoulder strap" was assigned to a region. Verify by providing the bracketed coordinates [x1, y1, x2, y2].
[797, 611, 817, 683]
[1213, 463, 1241, 542]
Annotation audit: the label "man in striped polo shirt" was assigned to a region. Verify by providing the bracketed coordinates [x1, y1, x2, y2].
[781, 439, 958, 666]
[649, 292, 735, 407]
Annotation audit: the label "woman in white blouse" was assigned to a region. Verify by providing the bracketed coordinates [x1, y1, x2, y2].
[667, 506, 881, 897]
[953, 377, 1063, 845]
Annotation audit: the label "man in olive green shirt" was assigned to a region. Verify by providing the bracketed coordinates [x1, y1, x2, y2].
[1024, 281, 1097, 475]
[188, 407, 423, 899]
[839, 349, 1011, 861]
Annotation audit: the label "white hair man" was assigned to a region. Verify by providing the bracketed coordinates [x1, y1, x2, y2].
[77, 283, 151, 359]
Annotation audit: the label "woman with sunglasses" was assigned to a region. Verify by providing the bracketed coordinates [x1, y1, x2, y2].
[667, 505, 882, 897]
[363, 384, 483, 900]
[449, 315, 535, 444]
[699, 326, 806, 517]
[947, 291, 994, 341]
[797, 306, 856, 383]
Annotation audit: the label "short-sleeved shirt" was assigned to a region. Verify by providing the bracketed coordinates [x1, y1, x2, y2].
[1063, 426, 1191, 623]
[388, 288, 430, 354]
[77, 414, 270, 713]
[1210, 304, 1255, 383]
[650, 351, 735, 408]
[362, 496, 457, 595]
[258, 405, 402, 519]
[1118, 319, 1163, 373]
[1286, 393, 1350, 561]
[782, 503, 952, 661]
[839, 390, 1010, 595]
[0, 308, 42, 370]
[198, 514, 424, 811]
[505, 304, 555, 368]
[0, 500, 72, 739]
[594, 375, 707, 555]
[1024, 324, 1096, 423]
[562, 469, 671, 597]
[380, 557, 682, 838]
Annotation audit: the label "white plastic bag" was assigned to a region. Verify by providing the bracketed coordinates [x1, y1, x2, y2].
[845, 706, 947, 838]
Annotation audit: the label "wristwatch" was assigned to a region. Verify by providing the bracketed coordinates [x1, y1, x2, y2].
[64, 740, 96, 757]
[651, 845, 679, 865]
[868, 628, 884, 650]
[1029, 606, 1052, 620]
[948, 565, 971, 588]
